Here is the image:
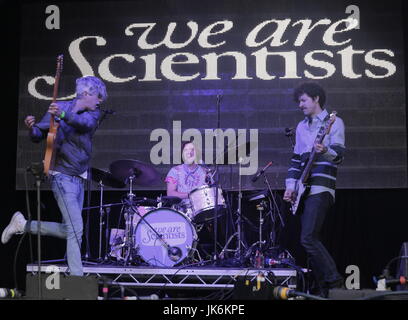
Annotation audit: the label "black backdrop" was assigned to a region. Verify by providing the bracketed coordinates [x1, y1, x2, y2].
[1, 0, 408, 297]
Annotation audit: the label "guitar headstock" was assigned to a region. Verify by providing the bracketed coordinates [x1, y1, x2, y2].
[315, 111, 337, 143]
[325, 111, 337, 135]
[55, 54, 64, 77]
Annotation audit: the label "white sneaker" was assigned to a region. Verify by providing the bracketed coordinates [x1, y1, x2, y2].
[1, 211, 27, 244]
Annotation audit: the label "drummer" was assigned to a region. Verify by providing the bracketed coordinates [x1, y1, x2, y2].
[165, 141, 210, 213]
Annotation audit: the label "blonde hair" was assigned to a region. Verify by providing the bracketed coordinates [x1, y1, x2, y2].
[76, 76, 107, 102]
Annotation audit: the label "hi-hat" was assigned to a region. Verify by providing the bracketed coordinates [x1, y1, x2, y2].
[90, 167, 126, 188]
[109, 159, 161, 186]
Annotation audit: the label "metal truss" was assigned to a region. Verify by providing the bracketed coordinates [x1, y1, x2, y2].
[26, 264, 297, 290]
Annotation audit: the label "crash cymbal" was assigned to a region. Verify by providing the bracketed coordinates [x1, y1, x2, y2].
[215, 141, 257, 164]
[109, 159, 161, 186]
[90, 167, 126, 188]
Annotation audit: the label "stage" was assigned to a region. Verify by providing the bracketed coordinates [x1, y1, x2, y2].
[25, 262, 299, 299]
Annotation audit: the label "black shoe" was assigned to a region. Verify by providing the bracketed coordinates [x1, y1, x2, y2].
[309, 286, 329, 299]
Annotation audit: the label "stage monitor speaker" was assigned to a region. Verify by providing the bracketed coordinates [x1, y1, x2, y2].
[25, 273, 99, 300]
[397, 241, 408, 291]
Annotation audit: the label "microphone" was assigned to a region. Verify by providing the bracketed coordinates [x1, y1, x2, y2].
[168, 246, 182, 262]
[251, 161, 273, 182]
[285, 127, 295, 137]
[385, 276, 407, 286]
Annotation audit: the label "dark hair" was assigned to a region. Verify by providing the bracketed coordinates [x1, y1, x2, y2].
[181, 140, 194, 153]
[181, 140, 194, 162]
[293, 82, 326, 108]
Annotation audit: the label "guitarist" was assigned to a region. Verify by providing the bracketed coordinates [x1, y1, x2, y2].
[283, 82, 345, 297]
[2, 76, 107, 276]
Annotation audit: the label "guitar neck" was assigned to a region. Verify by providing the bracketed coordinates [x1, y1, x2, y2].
[49, 70, 61, 129]
[300, 131, 328, 184]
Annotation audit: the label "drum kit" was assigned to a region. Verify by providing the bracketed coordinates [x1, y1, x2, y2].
[86, 159, 228, 268]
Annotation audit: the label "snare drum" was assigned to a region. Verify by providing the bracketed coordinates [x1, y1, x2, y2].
[188, 185, 226, 223]
[133, 208, 197, 267]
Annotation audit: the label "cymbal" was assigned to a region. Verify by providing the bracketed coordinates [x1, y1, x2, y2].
[90, 167, 126, 188]
[215, 141, 256, 164]
[109, 159, 161, 186]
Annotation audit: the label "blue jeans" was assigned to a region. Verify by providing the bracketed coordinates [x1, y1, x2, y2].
[300, 192, 342, 287]
[27, 173, 84, 276]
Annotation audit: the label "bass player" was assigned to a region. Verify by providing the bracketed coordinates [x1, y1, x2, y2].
[283, 82, 346, 297]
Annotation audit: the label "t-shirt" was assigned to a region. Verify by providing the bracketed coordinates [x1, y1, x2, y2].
[165, 164, 207, 194]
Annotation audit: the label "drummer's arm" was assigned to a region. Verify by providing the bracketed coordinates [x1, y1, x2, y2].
[166, 181, 189, 199]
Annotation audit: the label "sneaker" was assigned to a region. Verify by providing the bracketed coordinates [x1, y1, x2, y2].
[1, 211, 27, 244]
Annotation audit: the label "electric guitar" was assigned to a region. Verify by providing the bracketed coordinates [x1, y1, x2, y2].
[43, 54, 63, 176]
[290, 111, 337, 215]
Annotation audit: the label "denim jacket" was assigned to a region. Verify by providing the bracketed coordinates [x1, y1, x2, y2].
[29, 99, 100, 177]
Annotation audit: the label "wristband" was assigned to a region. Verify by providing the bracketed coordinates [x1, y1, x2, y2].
[60, 111, 65, 119]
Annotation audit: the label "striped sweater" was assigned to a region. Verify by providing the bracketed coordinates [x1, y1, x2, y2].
[285, 109, 346, 199]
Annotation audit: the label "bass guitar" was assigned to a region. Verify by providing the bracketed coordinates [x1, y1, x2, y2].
[290, 111, 337, 215]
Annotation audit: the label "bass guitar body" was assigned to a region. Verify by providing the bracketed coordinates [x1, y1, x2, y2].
[290, 181, 310, 215]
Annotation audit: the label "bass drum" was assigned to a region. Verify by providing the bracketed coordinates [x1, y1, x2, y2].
[133, 208, 197, 267]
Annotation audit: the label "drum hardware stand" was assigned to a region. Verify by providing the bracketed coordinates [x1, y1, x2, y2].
[122, 175, 137, 265]
[123, 206, 135, 265]
[256, 201, 266, 249]
[104, 206, 111, 262]
[81, 170, 98, 266]
[80, 202, 122, 262]
[186, 245, 203, 264]
[261, 169, 285, 248]
[218, 158, 247, 265]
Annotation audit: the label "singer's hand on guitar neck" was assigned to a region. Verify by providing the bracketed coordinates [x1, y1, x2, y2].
[283, 189, 295, 203]
[24, 115, 36, 129]
[48, 103, 63, 117]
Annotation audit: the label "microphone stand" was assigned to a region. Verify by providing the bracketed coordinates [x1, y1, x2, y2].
[236, 158, 244, 264]
[213, 95, 222, 265]
[84, 169, 92, 262]
[28, 163, 44, 300]
[285, 130, 295, 148]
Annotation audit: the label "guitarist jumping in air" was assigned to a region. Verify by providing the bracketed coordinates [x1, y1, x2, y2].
[2, 72, 107, 276]
[283, 82, 345, 297]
